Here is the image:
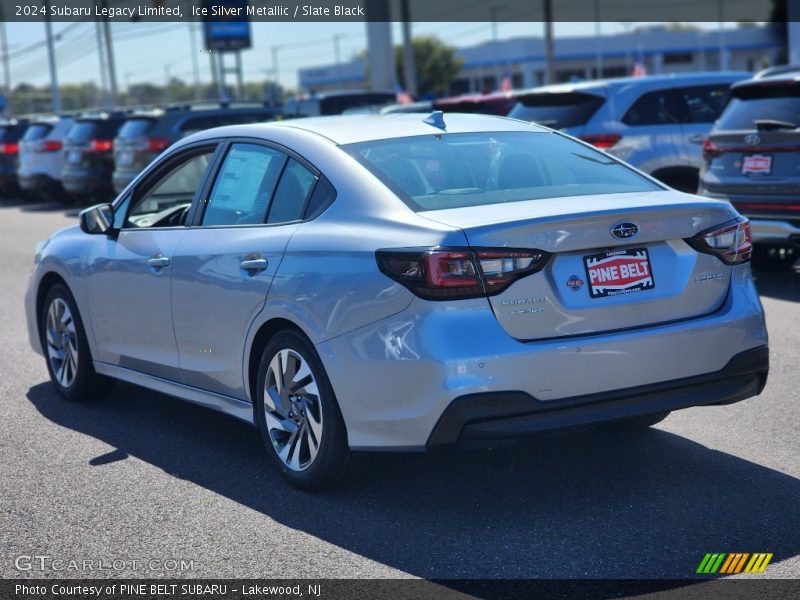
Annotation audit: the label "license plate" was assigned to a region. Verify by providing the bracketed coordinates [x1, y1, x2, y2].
[67, 150, 82, 164]
[742, 154, 772, 175]
[583, 248, 655, 298]
[118, 150, 133, 166]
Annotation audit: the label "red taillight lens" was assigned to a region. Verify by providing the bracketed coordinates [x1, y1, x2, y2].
[688, 218, 752, 265]
[702, 138, 723, 159]
[579, 134, 622, 149]
[376, 248, 549, 300]
[0, 142, 18, 154]
[36, 140, 62, 153]
[147, 138, 170, 152]
[90, 139, 113, 153]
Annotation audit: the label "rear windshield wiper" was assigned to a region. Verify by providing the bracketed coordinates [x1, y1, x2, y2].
[754, 119, 798, 131]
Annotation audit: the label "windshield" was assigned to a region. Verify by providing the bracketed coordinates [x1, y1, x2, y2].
[344, 131, 661, 212]
[508, 92, 605, 129]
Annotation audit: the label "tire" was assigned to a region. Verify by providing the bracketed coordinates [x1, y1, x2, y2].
[255, 329, 350, 490]
[601, 411, 670, 431]
[40, 283, 114, 401]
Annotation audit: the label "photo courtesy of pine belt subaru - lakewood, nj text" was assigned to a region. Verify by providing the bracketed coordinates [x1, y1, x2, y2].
[25, 113, 769, 489]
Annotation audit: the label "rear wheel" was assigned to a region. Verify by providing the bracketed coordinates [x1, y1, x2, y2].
[255, 330, 350, 490]
[601, 411, 670, 431]
[40, 284, 114, 401]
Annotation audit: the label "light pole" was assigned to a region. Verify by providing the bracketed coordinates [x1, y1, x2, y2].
[333, 34, 346, 65]
[43, 1, 61, 113]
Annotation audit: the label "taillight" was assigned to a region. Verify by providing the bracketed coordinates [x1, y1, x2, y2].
[376, 247, 549, 300]
[579, 133, 622, 149]
[36, 140, 62, 153]
[147, 138, 170, 152]
[702, 138, 723, 159]
[687, 218, 752, 265]
[90, 139, 113, 153]
[0, 142, 18, 154]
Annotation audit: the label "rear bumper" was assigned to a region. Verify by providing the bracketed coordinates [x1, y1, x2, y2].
[18, 173, 62, 196]
[427, 346, 768, 448]
[697, 188, 800, 245]
[318, 265, 768, 450]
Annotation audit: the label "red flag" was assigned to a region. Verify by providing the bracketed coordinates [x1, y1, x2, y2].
[501, 71, 513, 92]
[632, 62, 647, 77]
[395, 84, 413, 104]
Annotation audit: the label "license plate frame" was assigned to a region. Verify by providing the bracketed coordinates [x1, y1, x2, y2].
[583, 247, 655, 299]
[741, 154, 772, 175]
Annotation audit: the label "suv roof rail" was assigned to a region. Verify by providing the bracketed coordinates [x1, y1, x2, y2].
[753, 65, 800, 80]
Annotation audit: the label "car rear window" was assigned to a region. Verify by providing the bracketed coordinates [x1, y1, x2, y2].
[22, 123, 52, 141]
[716, 83, 800, 130]
[0, 123, 25, 142]
[344, 131, 660, 212]
[178, 112, 271, 133]
[49, 118, 74, 138]
[319, 93, 396, 115]
[117, 118, 156, 139]
[509, 92, 605, 129]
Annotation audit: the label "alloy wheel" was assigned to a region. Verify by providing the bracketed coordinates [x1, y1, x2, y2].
[263, 348, 324, 471]
[45, 297, 78, 388]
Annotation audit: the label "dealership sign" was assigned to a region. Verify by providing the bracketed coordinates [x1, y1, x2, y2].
[203, 0, 251, 51]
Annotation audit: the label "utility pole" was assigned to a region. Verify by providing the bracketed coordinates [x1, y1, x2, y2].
[400, 0, 417, 96]
[189, 22, 201, 100]
[101, 1, 118, 106]
[543, 0, 554, 85]
[95, 22, 109, 106]
[594, 1, 602, 78]
[0, 21, 10, 92]
[270, 45, 283, 102]
[333, 33, 346, 64]
[43, 1, 61, 113]
[235, 50, 244, 100]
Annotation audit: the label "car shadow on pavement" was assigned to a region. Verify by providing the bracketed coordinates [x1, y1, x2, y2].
[26, 381, 799, 580]
[753, 267, 800, 302]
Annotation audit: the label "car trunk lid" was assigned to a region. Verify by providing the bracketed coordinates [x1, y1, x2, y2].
[419, 191, 737, 340]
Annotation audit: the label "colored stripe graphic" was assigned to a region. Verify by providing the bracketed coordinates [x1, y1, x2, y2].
[744, 553, 774, 573]
[719, 553, 750, 574]
[697, 553, 726, 574]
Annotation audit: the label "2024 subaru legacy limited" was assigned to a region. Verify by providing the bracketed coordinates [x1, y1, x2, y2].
[25, 113, 769, 489]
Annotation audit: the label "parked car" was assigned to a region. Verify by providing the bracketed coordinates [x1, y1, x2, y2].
[17, 116, 74, 200]
[381, 100, 434, 114]
[434, 91, 520, 116]
[61, 112, 127, 201]
[282, 90, 396, 117]
[509, 73, 749, 192]
[26, 113, 768, 489]
[0, 118, 29, 197]
[112, 103, 280, 193]
[699, 70, 800, 268]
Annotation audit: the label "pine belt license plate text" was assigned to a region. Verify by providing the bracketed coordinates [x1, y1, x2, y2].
[583, 248, 655, 299]
[742, 155, 772, 175]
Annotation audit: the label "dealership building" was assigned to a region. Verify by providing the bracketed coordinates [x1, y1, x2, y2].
[298, 25, 781, 95]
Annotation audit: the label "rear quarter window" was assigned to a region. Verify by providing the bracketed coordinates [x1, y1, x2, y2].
[22, 124, 52, 141]
[622, 89, 682, 126]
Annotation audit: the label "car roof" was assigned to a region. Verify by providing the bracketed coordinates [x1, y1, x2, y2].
[516, 71, 750, 96]
[266, 113, 550, 144]
[733, 72, 800, 90]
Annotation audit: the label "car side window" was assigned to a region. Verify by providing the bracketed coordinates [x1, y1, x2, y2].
[125, 149, 214, 229]
[202, 143, 287, 227]
[267, 159, 317, 224]
[680, 85, 732, 124]
[622, 89, 682, 126]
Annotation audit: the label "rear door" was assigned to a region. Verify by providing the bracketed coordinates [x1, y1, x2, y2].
[171, 142, 318, 399]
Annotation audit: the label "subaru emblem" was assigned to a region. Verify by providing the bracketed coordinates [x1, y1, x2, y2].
[611, 222, 639, 240]
[744, 134, 760, 146]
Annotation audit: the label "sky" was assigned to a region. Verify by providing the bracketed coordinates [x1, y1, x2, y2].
[2, 21, 741, 92]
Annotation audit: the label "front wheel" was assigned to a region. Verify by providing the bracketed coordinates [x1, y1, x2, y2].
[255, 330, 350, 490]
[40, 283, 114, 401]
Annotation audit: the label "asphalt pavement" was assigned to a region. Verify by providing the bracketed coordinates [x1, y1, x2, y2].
[1, 198, 798, 582]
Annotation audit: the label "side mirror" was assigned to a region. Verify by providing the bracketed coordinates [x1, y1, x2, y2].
[79, 203, 116, 236]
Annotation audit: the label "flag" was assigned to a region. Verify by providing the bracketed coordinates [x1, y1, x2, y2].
[395, 84, 413, 104]
[501, 71, 513, 92]
[632, 62, 647, 77]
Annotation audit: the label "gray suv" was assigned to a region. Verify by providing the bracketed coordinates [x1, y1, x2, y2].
[509, 72, 748, 192]
[698, 70, 800, 268]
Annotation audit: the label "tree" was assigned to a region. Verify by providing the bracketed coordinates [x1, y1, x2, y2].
[394, 36, 463, 98]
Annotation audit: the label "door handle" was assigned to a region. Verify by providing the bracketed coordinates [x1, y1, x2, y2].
[240, 257, 268, 273]
[147, 254, 170, 269]
[689, 134, 704, 144]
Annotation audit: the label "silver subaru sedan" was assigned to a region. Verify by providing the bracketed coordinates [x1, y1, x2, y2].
[25, 113, 769, 489]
